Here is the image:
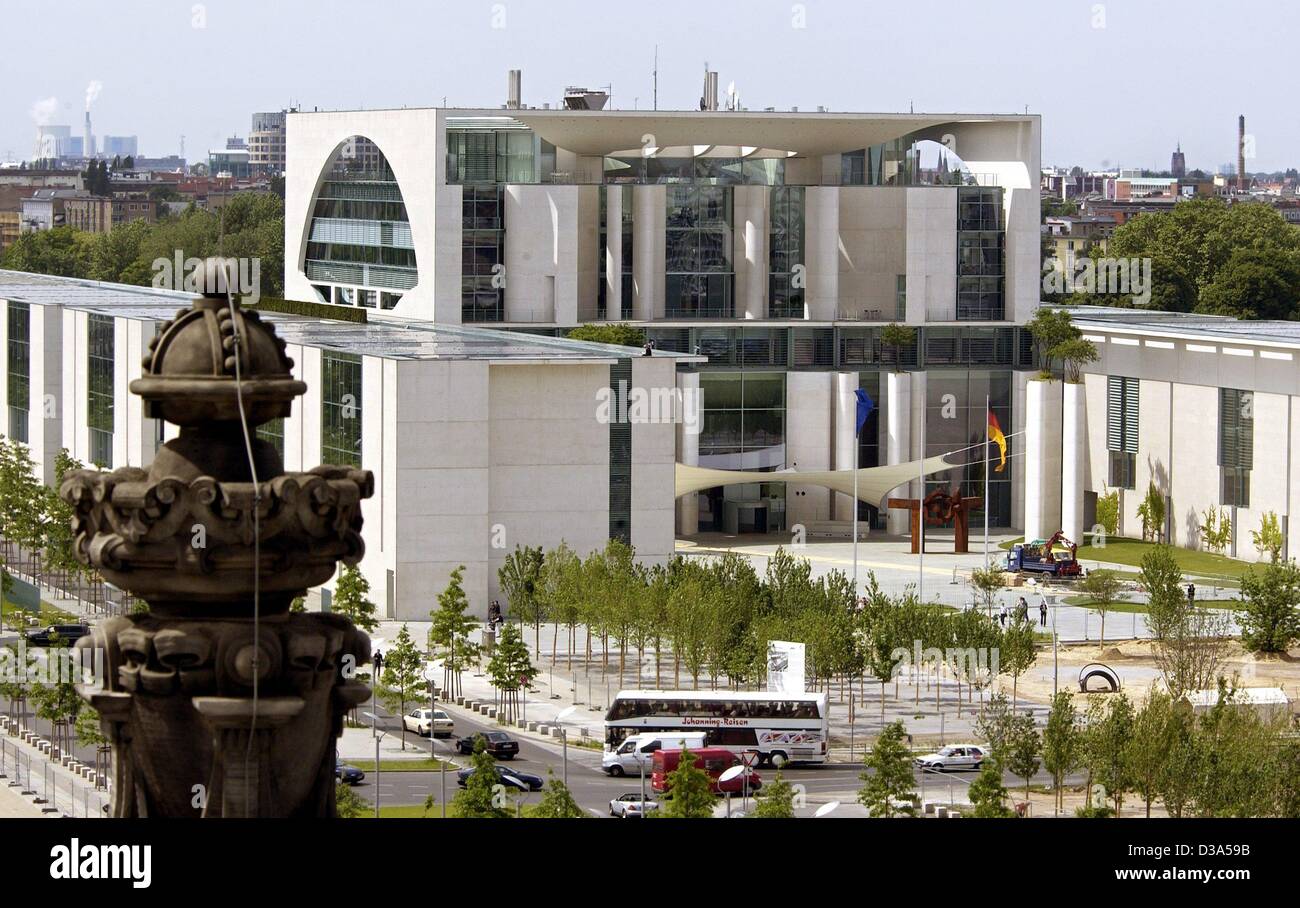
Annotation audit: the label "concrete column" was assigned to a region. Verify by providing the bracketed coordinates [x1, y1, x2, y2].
[1024, 379, 1063, 542]
[1061, 381, 1086, 544]
[734, 186, 768, 320]
[785, 371, 834, 531]
[605, 186, 623, 321]
[833, 372, 858, 521]
[632, 185, 665, 320]
[885, 371, 912, 536]
[676, 370, 700, 536]
[804, 187, 839, 321]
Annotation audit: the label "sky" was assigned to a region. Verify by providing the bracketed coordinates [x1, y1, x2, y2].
[3, 0, 1297, 172]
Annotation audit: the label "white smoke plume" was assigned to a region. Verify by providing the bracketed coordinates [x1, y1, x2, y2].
[85, 80, 103, 110]
[30, 97, 60, 125]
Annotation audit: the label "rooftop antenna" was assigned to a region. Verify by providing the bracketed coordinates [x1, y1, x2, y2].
[653, 45, 658, 111]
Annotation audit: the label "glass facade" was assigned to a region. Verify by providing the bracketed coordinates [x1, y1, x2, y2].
[768, 187, 805, 318]
[321, 352, 362, 468]
[697, 371, 788, 533]
[956, 187, 1005, 320]
[1219, 388, 1252, 508]
[923, 371, 1013, 527]
[445, 126, 537, 184]
[7, 302, 30, 443]
[87, 314, 114, 468]
[608, 359, 632, 544]
[305, 136, 414, 307]
[666, 185, 733, 318]
[462, 184, 505, 322]
[604, 155, 784, 186]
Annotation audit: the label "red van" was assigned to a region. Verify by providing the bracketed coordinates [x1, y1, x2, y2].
[651, 747, 762, 796]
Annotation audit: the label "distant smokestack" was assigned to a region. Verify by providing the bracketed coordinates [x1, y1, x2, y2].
[1238, 114, 1246, 191]
[702, 71, 718, 111]
[507, 69, 522, 110]
[84, 110, 93, 159]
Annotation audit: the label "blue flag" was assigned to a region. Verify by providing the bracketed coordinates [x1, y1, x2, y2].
[854, 388, 875, 436]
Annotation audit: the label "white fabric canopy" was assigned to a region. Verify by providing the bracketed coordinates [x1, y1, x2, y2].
[675, 454, 960, 507]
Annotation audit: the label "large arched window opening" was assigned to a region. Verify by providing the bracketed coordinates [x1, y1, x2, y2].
[304, 136, 415, 310]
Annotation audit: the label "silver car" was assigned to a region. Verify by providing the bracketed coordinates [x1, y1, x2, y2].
[403, 707, 455, 738]
[609, 793, 660, 818]
[913, 744, 988, 772]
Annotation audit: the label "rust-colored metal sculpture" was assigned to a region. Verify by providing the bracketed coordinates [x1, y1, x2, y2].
[886, 488, 983, 554]
[63, 263, 373, 817]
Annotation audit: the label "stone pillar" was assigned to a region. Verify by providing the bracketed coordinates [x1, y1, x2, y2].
[605, 186, 623, 321]
[886, 371, 912, 536]
[734, 185, 768, 320]
[632, 185, 664, 320]
[804, 187, 839, 321]
[1061, 381, 1086, 544]
[833, 372, 858, 522]
[1024, 378, 1063, 542]
[676, 370, 700, 535]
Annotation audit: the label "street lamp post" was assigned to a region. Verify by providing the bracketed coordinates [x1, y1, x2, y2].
[364, 712, 386, 819]
[553, 705, 577, 789]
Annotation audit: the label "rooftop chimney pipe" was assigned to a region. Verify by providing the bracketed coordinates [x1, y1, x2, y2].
[507, 70, 522, 110]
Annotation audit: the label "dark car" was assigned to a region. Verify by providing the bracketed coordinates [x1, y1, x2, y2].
[335, 759, 365, 785]
[455, 764, 543, 792]
[25, 624, 91, 647]
[455, 731, 520, 759]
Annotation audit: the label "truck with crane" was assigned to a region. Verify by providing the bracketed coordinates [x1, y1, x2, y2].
[1006, 531, 1082, 578]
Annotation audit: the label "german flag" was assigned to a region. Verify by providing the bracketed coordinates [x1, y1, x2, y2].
[988, 409, 1007, 472]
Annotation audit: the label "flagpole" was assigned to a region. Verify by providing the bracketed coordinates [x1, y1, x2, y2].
[984, 394, 991, 570]
[852, 445, 859, 598]
[918, 411, 925, 603]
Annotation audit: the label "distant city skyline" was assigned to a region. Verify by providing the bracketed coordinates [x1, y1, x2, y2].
[3, 0, 1298, 171]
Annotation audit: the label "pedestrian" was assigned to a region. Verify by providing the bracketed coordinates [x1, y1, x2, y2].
[1039, 597, 1048, 627]
[373, 649, 384, 673]
[1186, 582, 1196, 605]
[998, 605, 1007, 627]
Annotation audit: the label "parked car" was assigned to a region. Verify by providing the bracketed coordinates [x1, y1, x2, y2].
[455, 764, 543, 792]
[913, 744, 988, 772]
[335, 759, 366, 785]
[403, 707, 455, 738]
[609, 792, 660, 818]
[603, 732, 706, 777]
[25, 624, 91, 647]
[455, 731, 520, 759]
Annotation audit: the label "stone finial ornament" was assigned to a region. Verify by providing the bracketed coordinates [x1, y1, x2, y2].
[62, 260, 375, 817]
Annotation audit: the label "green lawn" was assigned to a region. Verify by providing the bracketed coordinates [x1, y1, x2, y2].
[1062, 595, 1239, 614]
[1000, 536, 1251, 582]
[349, 757, 455, 772]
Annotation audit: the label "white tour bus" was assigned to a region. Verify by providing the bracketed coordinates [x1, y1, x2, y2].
[603, 690, 830, 768]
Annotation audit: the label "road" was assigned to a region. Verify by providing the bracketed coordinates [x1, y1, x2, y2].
[348, 695, 1078, 817]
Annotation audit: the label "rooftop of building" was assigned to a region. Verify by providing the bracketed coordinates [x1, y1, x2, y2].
[1063, 304, 1300, 349]
[0, 270, 701, 364]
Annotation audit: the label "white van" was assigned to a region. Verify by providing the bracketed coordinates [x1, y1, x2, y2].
[602, 732, 706, 776]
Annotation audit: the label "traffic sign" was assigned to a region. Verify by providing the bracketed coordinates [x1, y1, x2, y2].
[741, 751, 758, 769]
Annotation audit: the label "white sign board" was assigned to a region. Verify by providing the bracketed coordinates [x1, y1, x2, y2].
[766, 641, 806, 694]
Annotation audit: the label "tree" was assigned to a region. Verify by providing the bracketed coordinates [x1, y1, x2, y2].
[967, 757, 1013, 817]
[1142, 546, 1230, 697]
[969, 566, 1002, 618]
[666, 576, 715, 689]
[999, 619, 1037, 709]
[532, 771, 586, 818]
[453, 739, 512, 818]
[1026, 307, 1079, 378]
[429, 566, 479, 699]
[880, 323, 916, 371]
[1125, 691, 1173, 818]
[334, 782, 370, 818]
[331, 565, 377, 632]
[1078, 568, 1123, 646]
[379, 624, 424, 750]
[1085, 693, 1135, 815]
[498, 545, 545, 651]
[1095, 487, 1120, 537]
[485, 621, 536, 723]
[1054, 336, 1098, 383]
[1251, 511, 1285, 562]
[537, 542, 581, 670]
[1136, 481, 1166, 543]
[1156, 701, 1199, 818]
[1197, 247, 1300, 320]
[1237, 558, 1300, 654]
[1004, 713, 1041, 804]
[1042, 691, 1081, 816]
[565, 323, 647, 347]
[858, 721, 917, 817]
[657, 747, 716, 818]
[1198, 506, 1231, 554]
[753, 771, 796, 818]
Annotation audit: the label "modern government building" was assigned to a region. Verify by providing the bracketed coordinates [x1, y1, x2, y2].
[3, 80, 1297, 618]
